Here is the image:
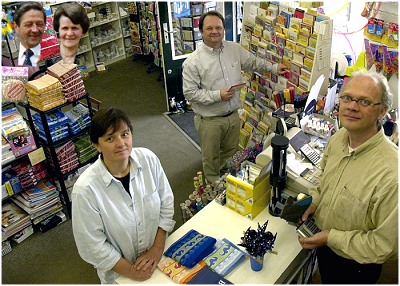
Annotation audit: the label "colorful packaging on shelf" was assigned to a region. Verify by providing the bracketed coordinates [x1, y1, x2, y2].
[1, 66, 29, 103]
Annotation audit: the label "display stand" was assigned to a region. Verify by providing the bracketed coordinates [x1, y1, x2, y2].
[237, 3, 332, 150]
[128, 2, 161, 67]
[20, 94, 96, 216]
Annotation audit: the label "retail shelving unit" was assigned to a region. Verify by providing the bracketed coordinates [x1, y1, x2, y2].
[118, 2, 134, 58]
[87, 2, 125, 68]
[173, 2, 203, 55]
[20, 94, 95, 216]
[128, 1, 162, 68]
[241, 2, 333, 97]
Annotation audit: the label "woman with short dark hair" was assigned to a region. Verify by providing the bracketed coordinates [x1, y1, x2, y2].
[53, 2, 90, 64]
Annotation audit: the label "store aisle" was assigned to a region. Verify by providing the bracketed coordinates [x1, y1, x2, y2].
[2, 57, 203, 284]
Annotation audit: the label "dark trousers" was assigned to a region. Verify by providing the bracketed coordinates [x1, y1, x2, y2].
[317, 245, 382, 284]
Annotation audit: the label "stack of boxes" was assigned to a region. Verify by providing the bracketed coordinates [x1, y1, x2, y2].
[45, 140, 79, 175]
[25, 75, 65, 111]
[225, 162, 271, 220]
[47, 62, 86, 102]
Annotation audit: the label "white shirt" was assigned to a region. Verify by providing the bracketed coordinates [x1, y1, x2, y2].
[72, 147, 175, 284]
[18, 43, 41, 66]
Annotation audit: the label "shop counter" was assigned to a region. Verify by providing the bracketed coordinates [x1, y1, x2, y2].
[116, 200, 310, 284]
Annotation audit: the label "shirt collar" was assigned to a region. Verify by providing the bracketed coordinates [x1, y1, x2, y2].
[201, 41, 225, 54]
[344, 128, 385, 158]
[19, 43, 41, 57]
[98, 151, 142, 187]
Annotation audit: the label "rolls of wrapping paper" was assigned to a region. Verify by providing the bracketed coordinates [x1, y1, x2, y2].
[330, 52, 349, 76]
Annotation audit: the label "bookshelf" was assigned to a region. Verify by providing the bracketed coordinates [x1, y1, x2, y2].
[1, 104, 66, 249]
[20, 93, 97, 217]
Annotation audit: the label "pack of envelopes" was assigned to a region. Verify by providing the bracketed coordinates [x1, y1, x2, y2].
[25, 74, 65, 111]
[47, 62, 86, 102]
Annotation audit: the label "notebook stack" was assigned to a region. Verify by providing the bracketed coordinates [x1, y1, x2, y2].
[25, 74, 65, 111]
[47, 62, 86, 102]
[65, 103, 91, 135]
[11, 179, 63, 226]
[2, 201, 32, 241]
[33, 109, 70, 144]
[45, 140, 79, 175]
[74, 133, 98, 164]
[11, 161, 47, 190]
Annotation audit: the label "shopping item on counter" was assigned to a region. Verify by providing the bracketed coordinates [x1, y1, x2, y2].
[186, 265, 233, 284]
[163, 229, 216, 268]
[157, 258, 206, 284]
[202, 238, 247, 276]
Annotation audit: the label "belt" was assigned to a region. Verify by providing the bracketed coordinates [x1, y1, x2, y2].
[198, 111, 235, 119]
[221, 111, 234, 117]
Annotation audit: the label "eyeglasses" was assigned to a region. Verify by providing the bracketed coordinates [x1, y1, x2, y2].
[339, 95, 382, 107]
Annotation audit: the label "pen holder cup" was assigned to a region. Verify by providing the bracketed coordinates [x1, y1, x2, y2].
[250, 255, 264, 271]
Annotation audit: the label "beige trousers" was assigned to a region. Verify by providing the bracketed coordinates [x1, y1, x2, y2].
[194, 111, 241, 184]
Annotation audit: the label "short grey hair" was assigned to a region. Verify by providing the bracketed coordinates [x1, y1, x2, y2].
[340, 70, 393, 126]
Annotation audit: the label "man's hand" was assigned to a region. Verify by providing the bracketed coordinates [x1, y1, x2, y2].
[277, 63, 289, 75]
[301, 203, 317, 223]
[220, 88, 235, 101]
[298, 229, 329, 249]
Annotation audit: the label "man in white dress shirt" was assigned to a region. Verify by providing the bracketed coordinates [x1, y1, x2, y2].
[13, 2, 46, 67]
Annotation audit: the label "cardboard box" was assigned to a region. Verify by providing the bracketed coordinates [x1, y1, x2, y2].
[226, 165, 270, 201]
[226, 192, 269, 220]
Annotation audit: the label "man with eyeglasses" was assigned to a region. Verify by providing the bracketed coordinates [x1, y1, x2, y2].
[298, 70, 398, 284]
[182, 10, 288, 184]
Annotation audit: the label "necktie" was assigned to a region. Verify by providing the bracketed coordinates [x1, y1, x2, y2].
[23, 49, 34, 66]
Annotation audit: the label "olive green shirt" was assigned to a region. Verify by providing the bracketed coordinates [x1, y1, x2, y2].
[309, 128, 398, 264]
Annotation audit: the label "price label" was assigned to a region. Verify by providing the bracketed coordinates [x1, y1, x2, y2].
[28, 147, 46, 166]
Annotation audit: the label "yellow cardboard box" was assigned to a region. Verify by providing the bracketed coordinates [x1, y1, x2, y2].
[235, 192, 269, 220]
[226, 170, 270, 201]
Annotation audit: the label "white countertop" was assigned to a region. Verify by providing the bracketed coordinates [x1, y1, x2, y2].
[116, 200, 309, 284]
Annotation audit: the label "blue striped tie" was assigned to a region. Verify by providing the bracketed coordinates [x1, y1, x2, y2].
[24, 49, 34, 66]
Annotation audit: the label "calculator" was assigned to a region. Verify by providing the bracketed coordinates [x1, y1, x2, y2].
[285, 116, 297, 126]
[299, 144, 322, 165]
[296, 217, 321, 237]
